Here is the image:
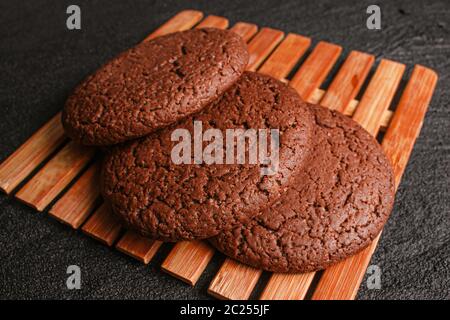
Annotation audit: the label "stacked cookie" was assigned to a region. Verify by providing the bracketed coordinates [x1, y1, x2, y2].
[62, 28, 395, 273]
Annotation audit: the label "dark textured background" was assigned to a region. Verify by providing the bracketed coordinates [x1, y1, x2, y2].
[0, 0, 449, 300]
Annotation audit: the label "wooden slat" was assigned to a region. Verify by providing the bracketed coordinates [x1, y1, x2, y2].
[48, 162, 100, 228]
[260, 51, 375, 300]
[320, 51, 374, 112]
[311, 65, 436, 300]
[208, 259, 262, 300]
[352, 59, 405, 133]
[195, 15, 229, 29]
[290, 41, 342, 101]
[143, 10, 204, 41]
[383, 75, 438, 188]
[208, 32, 314, 300]
[260, 272, 316, 300]
[258, 33, 311, 80]
[161, 240, 214, 286]
[81, 203, 122, 246]
[230, 22, 258, 42]
[246, 28, 285, 71]
[116, 231, 162, 264]
[0, 112, 66, 194]
[162, 241, 215, 285]
[15, 141, 94, 211]
[113, 15, 231, 264]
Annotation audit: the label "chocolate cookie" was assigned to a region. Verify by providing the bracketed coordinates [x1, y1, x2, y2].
[210, 104, 395, 273]
[62, 28, 249, 145]
[101, 72, 314, 241]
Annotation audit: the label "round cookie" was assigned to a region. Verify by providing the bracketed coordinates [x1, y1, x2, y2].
[210, 104, 395, 273]
[62, 28, 249, 145]
[101, 72, 314, 241]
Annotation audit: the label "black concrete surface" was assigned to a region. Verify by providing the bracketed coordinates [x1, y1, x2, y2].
[0, 0, 449, 300]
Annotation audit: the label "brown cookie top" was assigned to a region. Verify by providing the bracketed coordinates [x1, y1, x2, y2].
[62, 28, 249, 145]
[101, 72, 314, 241]
[210, 104, 395, 273]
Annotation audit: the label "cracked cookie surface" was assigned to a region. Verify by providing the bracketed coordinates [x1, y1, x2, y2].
[101, 72, 314, 241]
[62, 28, 249, 145]
[210, 104, 395, 273]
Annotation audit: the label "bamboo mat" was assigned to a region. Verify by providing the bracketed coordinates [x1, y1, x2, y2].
[0, 10, 438, 300]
